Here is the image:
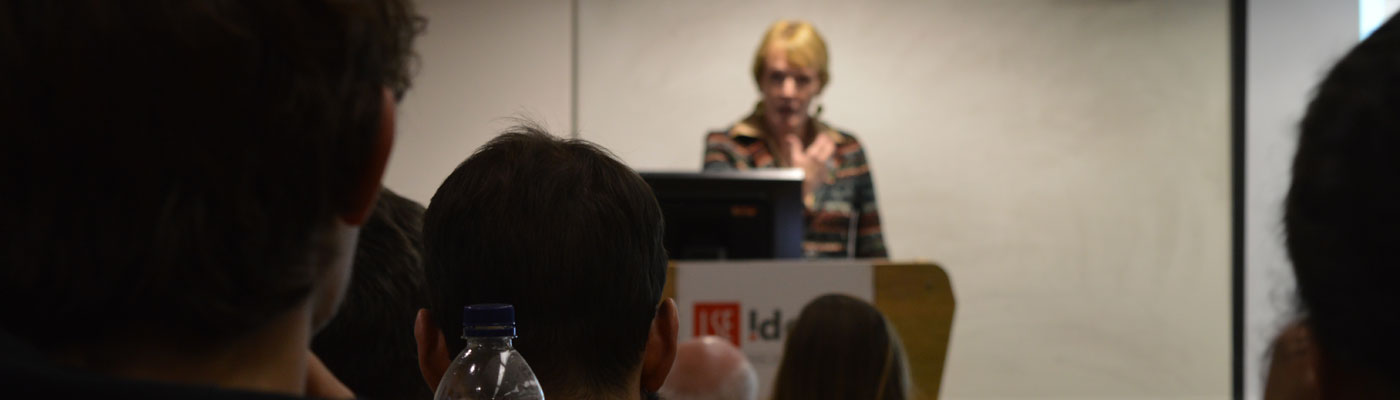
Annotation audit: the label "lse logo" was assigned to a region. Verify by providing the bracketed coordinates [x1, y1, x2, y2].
[693, 303, 785, 348]
[694, 303, 741, 347]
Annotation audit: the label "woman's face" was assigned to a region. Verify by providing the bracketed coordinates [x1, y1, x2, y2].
[759, 47, 822, 136]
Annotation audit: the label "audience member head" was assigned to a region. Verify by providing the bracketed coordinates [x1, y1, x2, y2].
[313, 188, 432, 400]
[0, 0, 421, 395]
[1278, 13, 1400, 398]
[751, 20, 829, 135]
[772, 294, 909, 400]
[416, 125, 677, 399]
[659, 336, 758, 400]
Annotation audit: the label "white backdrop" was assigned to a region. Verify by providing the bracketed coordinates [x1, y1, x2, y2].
[576, 1, 1230, 399]
[386, 0, 572, 203]
[392, 0, 1232, 398]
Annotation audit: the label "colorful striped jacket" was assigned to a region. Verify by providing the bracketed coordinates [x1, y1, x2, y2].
[703, 118, 888, 259]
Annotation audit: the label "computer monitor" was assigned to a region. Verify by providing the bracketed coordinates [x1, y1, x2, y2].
[641, 169, 805, 259]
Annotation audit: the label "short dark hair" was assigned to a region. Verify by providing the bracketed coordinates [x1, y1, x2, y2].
[423, 125, 668, 397]
[1286, 14, 1400, 385]
[0, 1, 423, 349]
[772, 294, 908, 400]
[313, 188, 431, 400]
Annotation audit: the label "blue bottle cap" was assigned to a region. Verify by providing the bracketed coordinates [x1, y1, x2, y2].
[462, 304, 516, 338]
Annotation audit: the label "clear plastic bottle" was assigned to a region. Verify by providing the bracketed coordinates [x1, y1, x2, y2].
[433, 304, 545, 400]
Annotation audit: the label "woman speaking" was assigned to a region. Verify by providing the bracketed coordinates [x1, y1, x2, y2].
[703, 20, 887, 259]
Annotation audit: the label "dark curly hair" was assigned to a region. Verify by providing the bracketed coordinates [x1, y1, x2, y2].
[423, 126, 669, 398]
[0, 0, 424, 349]
[1286, 11, 1400, 393]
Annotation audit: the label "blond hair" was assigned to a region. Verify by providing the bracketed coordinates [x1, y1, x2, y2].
[751, 20, 830, 88]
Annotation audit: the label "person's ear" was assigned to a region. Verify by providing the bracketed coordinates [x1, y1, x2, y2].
[641, 298, 679, 393]
[340, 87, 397, 226]
[415, 308, 452, 393]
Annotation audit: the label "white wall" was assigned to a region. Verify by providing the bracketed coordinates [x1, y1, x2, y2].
[396, 1, 1233, 398]
[1243, 1, 1360, 399]
[578, 1, 1229, 399]
[386, 0, 572, 203]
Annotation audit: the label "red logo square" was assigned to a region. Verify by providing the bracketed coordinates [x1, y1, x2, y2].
[693, 302, 741, 348]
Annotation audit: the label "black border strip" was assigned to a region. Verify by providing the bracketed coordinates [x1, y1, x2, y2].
[1231, 0, 1246, 398]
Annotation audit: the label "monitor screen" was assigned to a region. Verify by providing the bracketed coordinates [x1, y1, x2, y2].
[641, 170, 805, 259]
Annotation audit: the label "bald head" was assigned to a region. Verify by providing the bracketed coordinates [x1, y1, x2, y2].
[659, 336, 758, 400]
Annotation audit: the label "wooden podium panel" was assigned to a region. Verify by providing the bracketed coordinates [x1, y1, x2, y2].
[875, 262, 956, 400]
[662, 261, 955, 400]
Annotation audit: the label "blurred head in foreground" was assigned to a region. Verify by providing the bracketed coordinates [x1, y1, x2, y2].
[772, 294, 909, 400]
[659, 336, 758, 400]
[313, 188, 432, 400]
[0, 0, 420, 397]
[1267, 12, 1400, 400]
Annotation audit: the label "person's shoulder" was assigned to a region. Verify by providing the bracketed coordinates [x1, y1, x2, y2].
[819, 124, 868, 157]
[0, 331, 303, 400]
[705, 130, 733, 143]
[813, 121, 860, 144]
[706, 126, 761, 146]
[0, 364, 304, 400]
[834, 131, 863, 147]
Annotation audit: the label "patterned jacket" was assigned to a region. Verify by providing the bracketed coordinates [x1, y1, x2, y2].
[703, 118, 888, 258]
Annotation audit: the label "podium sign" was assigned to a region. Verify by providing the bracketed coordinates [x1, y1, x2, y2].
[675, 261, 874, 397]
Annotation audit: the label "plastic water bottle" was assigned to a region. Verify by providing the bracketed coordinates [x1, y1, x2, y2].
[433, 304, 545, 400]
